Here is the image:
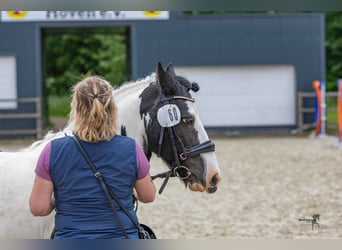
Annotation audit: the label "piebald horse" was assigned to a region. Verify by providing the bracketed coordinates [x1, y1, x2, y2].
[0, 62, 221, 238]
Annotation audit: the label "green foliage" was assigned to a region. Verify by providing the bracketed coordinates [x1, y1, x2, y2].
[326, 12, 342, 91]
[48, 95, 71, 117]
[326, 95, 338, 133]
[43, 27, 129, 96]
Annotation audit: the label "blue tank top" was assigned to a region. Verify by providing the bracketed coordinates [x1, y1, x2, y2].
[49, 135, 139, 239]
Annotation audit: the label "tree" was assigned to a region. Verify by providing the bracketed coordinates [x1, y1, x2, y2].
[326, 12, 342, 91]
[43, 27, 129, 96]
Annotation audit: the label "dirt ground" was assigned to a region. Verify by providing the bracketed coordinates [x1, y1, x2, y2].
[1, 133, 342, 239]
[139, 134, 342, 239]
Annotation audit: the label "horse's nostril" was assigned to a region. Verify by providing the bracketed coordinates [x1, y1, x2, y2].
[208, 186, 217, 193]
[210, 174, 218, 186]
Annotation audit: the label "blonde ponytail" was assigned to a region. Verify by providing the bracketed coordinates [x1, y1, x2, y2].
[69, 76, 118, 142]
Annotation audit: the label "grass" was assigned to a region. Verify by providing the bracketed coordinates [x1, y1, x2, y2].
[327, 109, 338, 124]
[326, 96, 339, 133]
[48, 95, 71, 117]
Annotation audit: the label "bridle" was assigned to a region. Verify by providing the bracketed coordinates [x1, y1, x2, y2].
[151, 93, 215, 194]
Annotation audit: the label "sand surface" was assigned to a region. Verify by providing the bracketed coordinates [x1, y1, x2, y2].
[138, 135, 342, 239]
[1, 134, 342, 239]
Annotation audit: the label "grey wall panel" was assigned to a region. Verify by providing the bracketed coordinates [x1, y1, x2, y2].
[0, 23, 38, 98]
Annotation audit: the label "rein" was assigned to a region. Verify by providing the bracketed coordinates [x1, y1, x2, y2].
[151, 94, 215, 194]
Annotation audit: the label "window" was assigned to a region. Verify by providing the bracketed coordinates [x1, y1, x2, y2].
[0, 56, 17, 109]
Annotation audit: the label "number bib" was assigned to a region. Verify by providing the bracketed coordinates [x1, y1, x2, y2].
[157, 104, 181, 127]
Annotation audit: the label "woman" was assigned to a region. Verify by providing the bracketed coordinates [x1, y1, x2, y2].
[29, 76, 156, 239]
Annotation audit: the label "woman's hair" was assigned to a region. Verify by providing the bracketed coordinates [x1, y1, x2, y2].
[69, 75, 118, 142]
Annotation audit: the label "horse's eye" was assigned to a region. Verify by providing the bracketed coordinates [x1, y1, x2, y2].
[182, 117, 194, 125]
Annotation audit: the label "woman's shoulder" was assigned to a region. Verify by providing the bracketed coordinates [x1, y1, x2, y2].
[50, 135, 73, 146]
[112, 134, 136, 145]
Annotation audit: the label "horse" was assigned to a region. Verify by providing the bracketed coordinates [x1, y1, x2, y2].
[0, 62, 221, 238]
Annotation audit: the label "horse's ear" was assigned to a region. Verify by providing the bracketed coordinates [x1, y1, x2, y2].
[157, 62, 177, 95]
[165, 63, 177, 78]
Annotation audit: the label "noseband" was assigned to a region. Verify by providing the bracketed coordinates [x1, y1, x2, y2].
[151, 94, 215, 194]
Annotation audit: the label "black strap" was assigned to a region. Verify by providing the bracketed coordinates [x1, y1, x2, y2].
[184, 140, 215, 159]
[72, 136, 141, 238]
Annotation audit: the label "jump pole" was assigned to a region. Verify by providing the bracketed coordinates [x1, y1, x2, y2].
[312, 80, 323, 136]
[338, 79, 342, 142]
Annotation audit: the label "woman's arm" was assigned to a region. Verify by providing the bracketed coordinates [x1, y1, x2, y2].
[29, 175, 55, 216]
[134, 142, 156, 203]
[134, 174, 156, 203]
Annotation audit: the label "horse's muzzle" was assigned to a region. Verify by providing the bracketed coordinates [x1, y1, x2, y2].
[206, 172, 220, 193]
[188, 172, 221, 193]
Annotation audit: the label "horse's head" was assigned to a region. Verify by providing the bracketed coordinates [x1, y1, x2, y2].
[139, 62, 221, 193]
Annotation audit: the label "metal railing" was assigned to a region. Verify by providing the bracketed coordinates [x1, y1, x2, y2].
[0, 97, 42, 138]
[297, 91, 338, 132]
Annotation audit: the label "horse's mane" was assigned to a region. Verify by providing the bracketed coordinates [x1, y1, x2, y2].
[113, 73, 156, 100]
[22, 128, 72, 152]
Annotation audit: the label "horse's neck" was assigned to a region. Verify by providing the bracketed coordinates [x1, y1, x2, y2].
[114, 74, 156, 147]
[21, 130, 67, 153]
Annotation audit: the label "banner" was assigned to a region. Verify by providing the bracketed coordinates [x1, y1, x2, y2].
[0, 11, 169, 22]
